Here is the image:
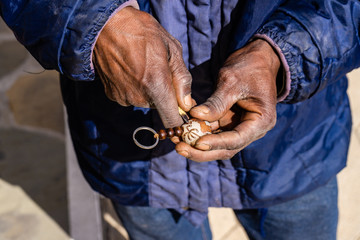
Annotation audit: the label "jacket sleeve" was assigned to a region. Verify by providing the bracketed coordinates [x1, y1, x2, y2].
[0, 0, 138, 81]
[255, 0, 360, 103]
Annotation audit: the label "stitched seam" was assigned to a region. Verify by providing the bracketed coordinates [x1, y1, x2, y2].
[57, 0, 82, 74]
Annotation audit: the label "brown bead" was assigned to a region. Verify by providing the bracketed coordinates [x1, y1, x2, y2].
[166, 128, 174, 138]
[158, 129, 167, 140]
[174, 126, 183, 137]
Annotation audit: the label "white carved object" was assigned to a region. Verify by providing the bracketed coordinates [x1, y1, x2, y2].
[181, 119, 212, 146]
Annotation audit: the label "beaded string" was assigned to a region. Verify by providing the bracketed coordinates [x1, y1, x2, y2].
[157, 126, 183, 140]
[133, 107, 215, 149]
[133, 126, 184, 149]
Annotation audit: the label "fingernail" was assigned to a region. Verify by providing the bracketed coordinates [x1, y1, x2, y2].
[184, 94, 192, 108]
[194, 105, 210, 114]
[195, 143, 211, 151]
[177, 150, 189, 157]
[170, 136, 180, 144]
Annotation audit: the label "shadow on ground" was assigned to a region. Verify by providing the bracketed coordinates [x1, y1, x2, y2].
[0, 128, 69, 233]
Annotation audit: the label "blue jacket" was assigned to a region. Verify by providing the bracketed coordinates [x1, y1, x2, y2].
[2, 0, 360, 225]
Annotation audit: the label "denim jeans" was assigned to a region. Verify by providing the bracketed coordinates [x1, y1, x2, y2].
[234, 177, 338, 240]
[112, 177, 338, 240]
[113, 205, 212, 240]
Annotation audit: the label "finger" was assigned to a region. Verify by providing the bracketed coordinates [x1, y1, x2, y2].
[148, 61, 184, 128]
[191, 98, 197, 107]
[99, 74, 134, 106]
[175, 142, 239, 162]
[170, 136, 181, 144]
[194, 111, 273, 151]
[209, 120, 220, 131]
[168, 41, 193, 111]
[152, 85, 184, 128]
[190, 86, 238, 122]
[215, 109, 241, 130]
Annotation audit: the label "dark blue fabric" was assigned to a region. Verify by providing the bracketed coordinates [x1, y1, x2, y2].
[60, 75, 152, 206]
[0, 0, 128, 80]
[257, 0, 360, 103]
[2, 0, 359, 226]
[238, 77, 351, 208]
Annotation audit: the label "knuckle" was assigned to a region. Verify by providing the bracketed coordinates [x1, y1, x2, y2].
[218, 67, 238, 85]
[263, 109, 277, 130]
[215, 132, 239, 151]
[217, 70, 242, 100]
[225, 132, 242, 150]
[269, 115, 277, 129]
[114, 96, 129, 106]
[127, 95, 149, 107]
[206, 95, 227, 113]
[104, 88, 115, 101]
[172, 38, 183, 51]
[221, 150, 237, 160]
[227, 143, 239, 151]
[182, 72, 192, 86]
[175, 70, 192, 88]
[167, 40, 181, 58]
[189, 156, 203, 162]
[104, 85, 127, 106]
[143, 74, 168, 92]
[142, 76, 154, 89]
[171, 62, 190, 76]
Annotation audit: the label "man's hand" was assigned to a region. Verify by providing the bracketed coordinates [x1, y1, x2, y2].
[176, 39, 280, 161]
[93, 7, 193, 128]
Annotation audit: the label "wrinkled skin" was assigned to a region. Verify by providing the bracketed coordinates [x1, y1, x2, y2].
[94, 7, 280, 162]
[176, 39, 280, 162]
[93, 7, 193, 128]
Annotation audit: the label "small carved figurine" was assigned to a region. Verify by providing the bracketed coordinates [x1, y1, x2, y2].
[181, 119, 212, 146]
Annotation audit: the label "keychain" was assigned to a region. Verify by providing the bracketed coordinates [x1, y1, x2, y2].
[133, 107, 212, 149]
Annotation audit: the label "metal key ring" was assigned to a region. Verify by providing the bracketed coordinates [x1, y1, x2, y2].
[133, 126, 159, 150]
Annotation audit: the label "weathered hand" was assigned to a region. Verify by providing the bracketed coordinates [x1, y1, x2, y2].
[176, 39, 280, 161]
[93, 7, 193, 128]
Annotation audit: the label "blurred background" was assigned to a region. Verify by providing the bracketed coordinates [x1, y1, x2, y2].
[0, 19, 359, 240]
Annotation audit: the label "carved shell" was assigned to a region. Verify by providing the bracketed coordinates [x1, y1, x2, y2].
[181, 119, 212, 146]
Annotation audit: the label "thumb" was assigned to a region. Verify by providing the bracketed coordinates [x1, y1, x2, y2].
[190, 87, 237, 122]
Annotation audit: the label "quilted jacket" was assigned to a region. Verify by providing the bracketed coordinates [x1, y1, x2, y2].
[1, 0, 359, 225]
